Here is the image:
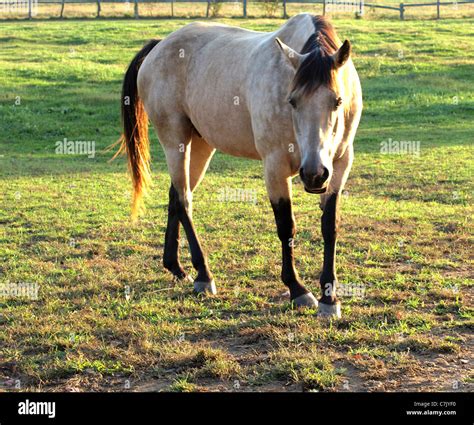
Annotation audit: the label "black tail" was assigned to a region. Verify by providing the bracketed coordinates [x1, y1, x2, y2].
[116, 39, 160, 221]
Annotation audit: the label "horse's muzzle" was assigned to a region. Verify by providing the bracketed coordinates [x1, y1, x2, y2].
[300, 167, 329, 194]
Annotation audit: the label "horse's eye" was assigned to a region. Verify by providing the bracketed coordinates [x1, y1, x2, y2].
[288, 98, 297, 108]
[335, 97, 343, 109]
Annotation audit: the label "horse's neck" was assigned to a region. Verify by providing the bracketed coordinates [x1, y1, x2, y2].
[274, 14, 316, 52]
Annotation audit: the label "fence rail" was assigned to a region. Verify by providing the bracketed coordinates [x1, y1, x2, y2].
[1, 0, 473, 19]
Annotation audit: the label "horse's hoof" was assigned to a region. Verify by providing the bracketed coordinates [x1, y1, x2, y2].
[292, 292, 318, 309]
[193, 279, 217, 295]
[318, 301, 341, 319]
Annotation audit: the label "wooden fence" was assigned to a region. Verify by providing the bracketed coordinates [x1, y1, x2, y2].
[363, 0, 473, 19]
[2, 0, 474, 20]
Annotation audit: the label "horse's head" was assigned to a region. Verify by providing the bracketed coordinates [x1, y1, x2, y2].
[276, 37, 351, 194]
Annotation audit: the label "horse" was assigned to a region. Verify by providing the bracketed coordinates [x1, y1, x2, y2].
[117, 13, 363, 318]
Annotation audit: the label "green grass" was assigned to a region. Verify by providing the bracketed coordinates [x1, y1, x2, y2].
[0, 17, 473, 392]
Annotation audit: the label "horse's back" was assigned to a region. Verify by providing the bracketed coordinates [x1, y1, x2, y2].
[138, 21, 267, 106]
[142, 21, 266, 70]
[163, 21, 266, 46]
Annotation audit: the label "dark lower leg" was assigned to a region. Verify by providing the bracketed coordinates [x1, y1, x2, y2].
[271, 198, 309, 300]
[172, 185, 213, 283]
[319, 192, 340, 304]
[163, 185, 187, 279]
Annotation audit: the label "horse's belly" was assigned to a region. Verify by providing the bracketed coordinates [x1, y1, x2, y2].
[207, 135, 261, 160]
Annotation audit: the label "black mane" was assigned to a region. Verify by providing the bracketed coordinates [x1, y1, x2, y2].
[291, 16, 339, 96]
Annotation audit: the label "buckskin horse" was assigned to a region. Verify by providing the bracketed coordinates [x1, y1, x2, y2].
[117, 14, 363, 318]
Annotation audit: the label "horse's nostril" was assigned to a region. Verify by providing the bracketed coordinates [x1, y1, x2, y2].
[322, 167, 329, 182]
[300, 166, 329, 188]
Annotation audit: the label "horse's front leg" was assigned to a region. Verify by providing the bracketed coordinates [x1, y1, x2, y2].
[318, 145, 354, 318]
[318, 192, 341, 317]
[264, 160, 318, 308]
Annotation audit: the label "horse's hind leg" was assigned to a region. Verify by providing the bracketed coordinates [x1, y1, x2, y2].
[163, 185, 188, 281]
[159, 120, 215, 294]
[163, 132, 215, 283]
[189, 134, 215, 192]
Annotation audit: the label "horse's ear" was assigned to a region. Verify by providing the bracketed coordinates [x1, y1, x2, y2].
[334, 40, 351, 69]
[275, 37, 304, 70]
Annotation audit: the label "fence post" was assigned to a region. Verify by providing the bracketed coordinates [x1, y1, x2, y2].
[436, 0, 440, 18]
[399, 2, 404, 20]
[171, 0, 174, 16]
[206, 0, 210, 17]
[97, 0, 101, 17]
[243, 0, 247, 18]
[283, 0, 287, 18]
[28, 0, 32, 19]
[323, 0, 326, 16]
[134, 0, 139, 18]
[60, 0, 65, 18]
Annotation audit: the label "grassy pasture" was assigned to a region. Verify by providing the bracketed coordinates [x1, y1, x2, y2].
[0, 17, 473, 392]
